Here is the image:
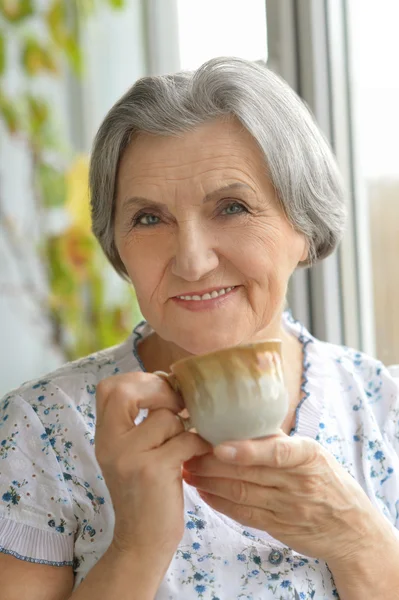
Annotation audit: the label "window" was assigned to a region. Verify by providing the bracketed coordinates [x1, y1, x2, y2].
[347, 0, 399, 366]
[176, 0, 268, 70]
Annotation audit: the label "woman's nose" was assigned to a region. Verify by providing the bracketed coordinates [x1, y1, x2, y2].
[171, 225, 219, 282]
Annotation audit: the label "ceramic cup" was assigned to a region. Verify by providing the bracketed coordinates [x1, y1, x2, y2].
[156, 340, 288, 446]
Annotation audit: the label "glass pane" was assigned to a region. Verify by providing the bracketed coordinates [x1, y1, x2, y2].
[177, 0, 268, 70]
[348, 0, 399, 365]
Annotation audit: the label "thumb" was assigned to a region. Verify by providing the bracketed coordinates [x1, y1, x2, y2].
[213, 431, 314, 468]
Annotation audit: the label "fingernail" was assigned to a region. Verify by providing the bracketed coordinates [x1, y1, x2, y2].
[214, 444, 238, 461]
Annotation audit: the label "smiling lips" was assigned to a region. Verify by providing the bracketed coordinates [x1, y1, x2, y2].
[175, 286, 237, 302]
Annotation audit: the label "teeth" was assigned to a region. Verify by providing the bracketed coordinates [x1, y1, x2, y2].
[178, 287, 235, 301]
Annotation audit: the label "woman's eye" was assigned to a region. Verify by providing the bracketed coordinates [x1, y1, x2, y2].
[134, 213, 161, 227]
[222, 202, 247, 216]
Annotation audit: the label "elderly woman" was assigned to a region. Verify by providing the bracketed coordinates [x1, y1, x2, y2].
[0, 57, 398, 600]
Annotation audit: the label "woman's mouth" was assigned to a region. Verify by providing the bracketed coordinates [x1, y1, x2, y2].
[172, 286, 239, 311]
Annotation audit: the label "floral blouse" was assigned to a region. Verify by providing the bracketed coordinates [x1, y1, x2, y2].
[1, 313, 398, 599]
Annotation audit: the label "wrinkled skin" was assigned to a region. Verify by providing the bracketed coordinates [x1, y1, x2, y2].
[182, 432, 394, 565]
[114, 118, 308, 362]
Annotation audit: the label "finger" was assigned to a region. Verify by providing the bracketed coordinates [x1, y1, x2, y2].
[182, 472, 286, 513]
[213, 433, 319, 469]
[183, 454, 290, 488]
[157, 431, 212, 469]
[95, 375, 140, 440]
[95, 372, 183, 438]
[137, 374, 184, 413]
[129, 408, 193, 452]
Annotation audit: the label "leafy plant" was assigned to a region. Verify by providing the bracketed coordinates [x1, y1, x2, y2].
[0, 0, 141, 361]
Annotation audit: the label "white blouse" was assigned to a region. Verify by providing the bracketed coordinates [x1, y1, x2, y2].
[0, 312, 398, 599]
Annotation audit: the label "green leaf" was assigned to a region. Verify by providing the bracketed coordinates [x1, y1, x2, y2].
[0, 92, 20, 133]
[64, 35, 83, 75]
[107, 0, 125, 9]
[46, 0, 66, 46]
[0, 103, 19, 132]
[0, 0, 34, 23]
[0, 30, 5, 76]
[37, 164, 67, 208]
[21, 38, 59, 76]
[74, 0, 96, 19]
[46, 237, 77, 297]
[23, 94, 57, 147]
[26, 94, 49, 130]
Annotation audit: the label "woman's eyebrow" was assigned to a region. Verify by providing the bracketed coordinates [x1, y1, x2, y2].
[122, 197, 167, 211]
[122, 182, 254, 210]
[203, 182, 254, 203]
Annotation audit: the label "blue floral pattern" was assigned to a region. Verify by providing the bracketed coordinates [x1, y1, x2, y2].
[0, 314, 398, 598]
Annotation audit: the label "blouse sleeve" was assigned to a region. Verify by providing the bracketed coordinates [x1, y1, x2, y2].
[0, 393, 77, 566]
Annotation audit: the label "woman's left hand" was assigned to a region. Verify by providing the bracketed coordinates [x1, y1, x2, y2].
[182, 433, 391, 564]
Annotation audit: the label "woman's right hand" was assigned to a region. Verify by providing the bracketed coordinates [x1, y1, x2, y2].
[95, 372, 211, 572]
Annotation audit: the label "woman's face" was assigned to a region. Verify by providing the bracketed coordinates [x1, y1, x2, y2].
[114, 119, 307, 355]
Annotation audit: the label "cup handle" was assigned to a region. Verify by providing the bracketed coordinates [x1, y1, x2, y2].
[153, 371, 193, 431]
[153, 370, 180, 393]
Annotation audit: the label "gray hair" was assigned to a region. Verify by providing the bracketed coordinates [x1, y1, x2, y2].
[89, 57, 346, 278]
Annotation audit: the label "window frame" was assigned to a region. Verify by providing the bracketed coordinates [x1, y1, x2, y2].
[267, 0, 376, 352]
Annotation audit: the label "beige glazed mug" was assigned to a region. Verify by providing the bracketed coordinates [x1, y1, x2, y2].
[156, 340, 289, 446]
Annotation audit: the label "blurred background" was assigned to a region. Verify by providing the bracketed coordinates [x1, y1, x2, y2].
[0, 0, 398, 395]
